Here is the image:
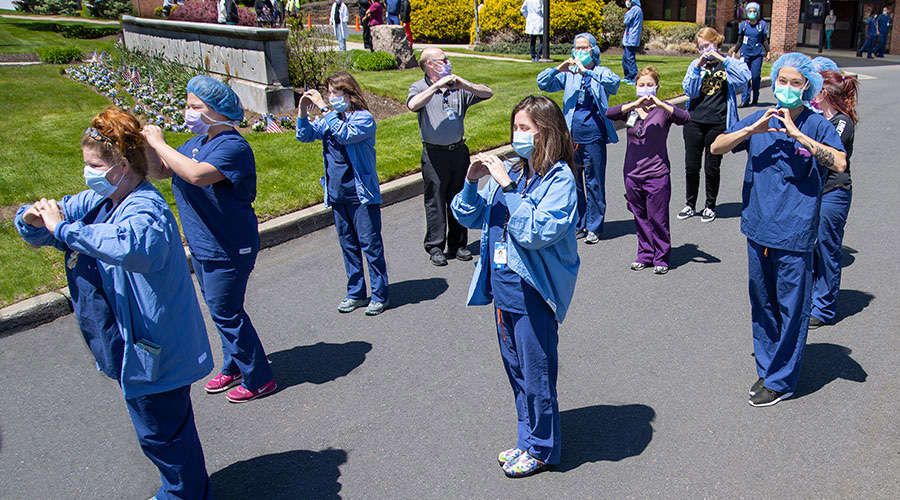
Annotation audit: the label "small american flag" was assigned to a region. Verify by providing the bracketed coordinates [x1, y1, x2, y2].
[90, 50, 98, 63]
[130, 66, 141, 86]
[147, 72, 154, 91]
[265, 115, 284, 133]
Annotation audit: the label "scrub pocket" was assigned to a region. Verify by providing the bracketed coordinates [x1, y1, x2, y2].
[123, 338, 162, 383]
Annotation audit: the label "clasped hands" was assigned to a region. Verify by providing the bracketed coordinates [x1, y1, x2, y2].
[556, 58, 587, 74]
[298, 89, 327, 116]
[467, 152, 512, 187]
[23, 198, 64, 233]
[626, 94, 667, 113]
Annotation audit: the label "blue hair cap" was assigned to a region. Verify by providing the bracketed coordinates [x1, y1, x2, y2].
[630, 0, 641, 7]
[771, 52, 823, 102]
[812, 56, 840, 73]
[186, 75, 244, 122]
[746, 2, 760, 11]
[573, 32, 601, 65]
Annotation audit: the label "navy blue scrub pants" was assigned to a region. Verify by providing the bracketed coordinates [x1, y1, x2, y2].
[574, 141, 607, 234]
[126, 386, 214, 500]
[876, 33, 888, 57]
[622, 45, 638, 82]
[331, 201, 389, 303]
[747, 240, 813, 394]
[858, 36, 876, 57]
[192, 256, 274, 391]
[812, 188, 852, 324]
[495, 300, 560, 464]
[741, 54, 764, 105]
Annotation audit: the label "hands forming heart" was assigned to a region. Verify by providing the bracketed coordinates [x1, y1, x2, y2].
[748, 108, 801, 138]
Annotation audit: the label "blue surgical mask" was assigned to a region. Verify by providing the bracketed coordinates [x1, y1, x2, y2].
[774, 83, 805, 109]
[747, 11, 758, 20]
[83, 164, 124, 198]
[330, 95, 349, 113]
[572, 49, 593, 67]
[438, 62, 452, 78]
[512, 131, 535, 159]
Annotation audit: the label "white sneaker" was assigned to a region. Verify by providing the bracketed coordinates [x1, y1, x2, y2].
[676, 206, 695, 220]
[700, 207, 716, 223]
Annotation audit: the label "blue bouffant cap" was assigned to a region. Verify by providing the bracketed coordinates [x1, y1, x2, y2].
[186, 75, 244, 122]
[746, 2, 760, 11]
[771, 52, 823, 102]
[812, 56, 840, 73]
[573, 32, 601, 65]
[631, 0, 641, 7]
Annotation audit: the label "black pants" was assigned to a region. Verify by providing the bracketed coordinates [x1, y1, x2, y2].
[529, 34, 543, 61]
[682, 121, 726, 210]
[362, 21, 372, 50]
[422, 143, 469, 255]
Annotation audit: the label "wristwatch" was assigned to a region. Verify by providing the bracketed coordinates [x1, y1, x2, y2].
[502, 181, 517, 193]
[320, 105, 332, 114]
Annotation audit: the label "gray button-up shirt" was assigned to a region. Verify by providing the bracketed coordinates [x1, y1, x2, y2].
[407, 77, 486, 146]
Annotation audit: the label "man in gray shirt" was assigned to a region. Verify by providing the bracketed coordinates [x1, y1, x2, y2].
[408, 48, 493, 266]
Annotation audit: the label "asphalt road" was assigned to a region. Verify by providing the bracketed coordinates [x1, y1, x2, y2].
[2, 58, 899, 500]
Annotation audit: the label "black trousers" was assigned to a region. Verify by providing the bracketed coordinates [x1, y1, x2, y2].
[421, 143, 469, 255]
[682, 120, 726, 210]
[529, 34, 543, 61]
[362, 22, 372, 50]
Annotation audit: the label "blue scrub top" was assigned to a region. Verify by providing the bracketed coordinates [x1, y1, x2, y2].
[877, 13, 890, 32]
[323, 131, 357, 203]
[739, 20, 768, 57]
[174, 129, 260, 261]
[487, 170, 542, 314]
[571, 80, 606, 144]
[867, 17, 878, 36]
[728, 108, 845, 252]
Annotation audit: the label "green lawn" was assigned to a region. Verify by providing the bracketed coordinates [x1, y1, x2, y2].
[0, 14, 119, 54]
[1, 53, 762, 307]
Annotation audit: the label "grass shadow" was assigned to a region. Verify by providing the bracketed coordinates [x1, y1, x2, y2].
[388, 277, 449, 308]
[211, 448, 347, 500]
[794, 342, 867, 399]
[267, 341, 371, 392]
[555, 403, 655, 472]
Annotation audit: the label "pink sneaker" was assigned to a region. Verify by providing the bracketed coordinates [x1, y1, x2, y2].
[226, 379, 277, 403]
[204, 372, 242, 394]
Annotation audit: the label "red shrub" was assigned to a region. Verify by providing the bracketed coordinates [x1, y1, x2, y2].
[168, 0, 259, 27]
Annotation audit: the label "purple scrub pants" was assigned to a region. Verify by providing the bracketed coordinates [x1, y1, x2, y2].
[625, 174, 671, 267]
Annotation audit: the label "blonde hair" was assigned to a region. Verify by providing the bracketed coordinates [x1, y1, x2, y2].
[636, 65, 660, 85]
[697, 27, 725, 47]
[80, 106, 149, 177]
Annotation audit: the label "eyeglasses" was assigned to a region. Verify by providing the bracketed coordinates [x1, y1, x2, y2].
[83, 126, 115, 145]
[432, 57, 449, 64]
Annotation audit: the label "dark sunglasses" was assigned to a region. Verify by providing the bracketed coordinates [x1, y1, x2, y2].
[83, 126, 115, 145]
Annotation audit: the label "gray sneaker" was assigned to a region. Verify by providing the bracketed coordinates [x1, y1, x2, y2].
[337, 298, 368, 313]
[584, 232, 600, 244]
[365, 300, 387, 316]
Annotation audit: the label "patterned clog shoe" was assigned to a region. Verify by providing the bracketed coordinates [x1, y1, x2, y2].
[497, 448, 525, 467]
[502, 452, 551, 478]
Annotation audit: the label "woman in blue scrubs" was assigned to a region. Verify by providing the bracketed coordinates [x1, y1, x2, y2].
[809, 69, 859, 329]
[451, 96, 580, 477]
[16, 107, 215, 499]
[536, 32, 620, 244]
[296, 71, 389, 315]
[711, 53, 847, 407]
[143, 76, 276, 404]
[731, 2, 771, 108]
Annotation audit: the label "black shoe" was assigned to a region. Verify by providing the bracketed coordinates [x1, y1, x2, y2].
[451, 248, 473, 261]
[808, 316, 825, 330]
[749, 387, 792, 407]
[749, 377, 765, 396]
[429, 249, 448, 266]
[575, 228, 588, 240]
[739, 102, 751, 108]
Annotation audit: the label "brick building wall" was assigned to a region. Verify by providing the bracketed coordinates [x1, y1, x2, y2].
[131, 0, 165, 18]
[769, 0, 801, 53]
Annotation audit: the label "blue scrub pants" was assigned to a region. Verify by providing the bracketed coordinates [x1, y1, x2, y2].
[192, 256, 274, 391]
[746, 240, 813, 394]
[876, 33, 888, 57]
[622, 46, 638, 82]
[332, 201, 389, 303]
[741, 54, 764, 105]
[574, 141, 607, 234]
[812, 188, 852, 324]
[495, 301, 560, 464]
[387, 14, 400, 25]
[858, 36, 876, 57]
[126, 386, 214, 500]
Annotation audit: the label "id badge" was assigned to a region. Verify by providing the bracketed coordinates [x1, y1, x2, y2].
[445, 107, 457, 120]
[66, 252, 79, 270]
[626, 110, 638, 128]
[493, 242, 508, 269]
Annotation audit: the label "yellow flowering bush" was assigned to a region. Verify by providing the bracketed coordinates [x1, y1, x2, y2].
[473, 0, 606, 44]
[411, 0, 474, 44]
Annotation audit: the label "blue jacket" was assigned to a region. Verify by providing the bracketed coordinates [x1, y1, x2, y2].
[682, 56, 751, 129]
[536, 66, 621, 144]
[297, 110, 382, 207]
[15, 183, 214, 399]
[451, 160, 580, 323]
[623, 4, 643, 47]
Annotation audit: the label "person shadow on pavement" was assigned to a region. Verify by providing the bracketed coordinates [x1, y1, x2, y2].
[834, 289, 874, 323]
[711, 201, 742, 219]
[555, 403, 656, 472]
[211, 448, 347, 500]
[388, 277, 449, 308]
[793, 343, 867, 399]
[669, 243, 721, 270]
[267, 341, 372, 392]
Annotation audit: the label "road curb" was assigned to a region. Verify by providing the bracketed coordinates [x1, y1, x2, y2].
[0, 78, 771, 336]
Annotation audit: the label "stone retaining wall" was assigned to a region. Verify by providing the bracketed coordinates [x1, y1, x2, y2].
[121, 15, 295, 115]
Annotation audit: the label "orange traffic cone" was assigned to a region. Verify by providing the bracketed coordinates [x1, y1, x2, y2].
[307, 13, 312, 29]
[355, 14, 360, 31]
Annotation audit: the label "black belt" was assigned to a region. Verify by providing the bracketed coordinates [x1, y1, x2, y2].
[424, 140, 466, 151]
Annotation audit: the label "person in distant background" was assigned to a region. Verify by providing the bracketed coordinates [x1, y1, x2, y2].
[621, 0, 644, 85]
[824, 9, 836, 50]
[520, 0, 544, 63]
[330, 0, 350, 51]
[400, 0, 413, 45]
[875, 7, 892, 57]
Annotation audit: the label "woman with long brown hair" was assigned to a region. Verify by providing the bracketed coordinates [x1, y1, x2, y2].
[809, 69, 860, 329]
[15, 107, 215, 499]
[297, 71, 389, 315]
[451, 95, 580, 477]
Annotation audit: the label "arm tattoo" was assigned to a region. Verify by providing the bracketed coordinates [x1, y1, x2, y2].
[813, 146, 834, 167]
